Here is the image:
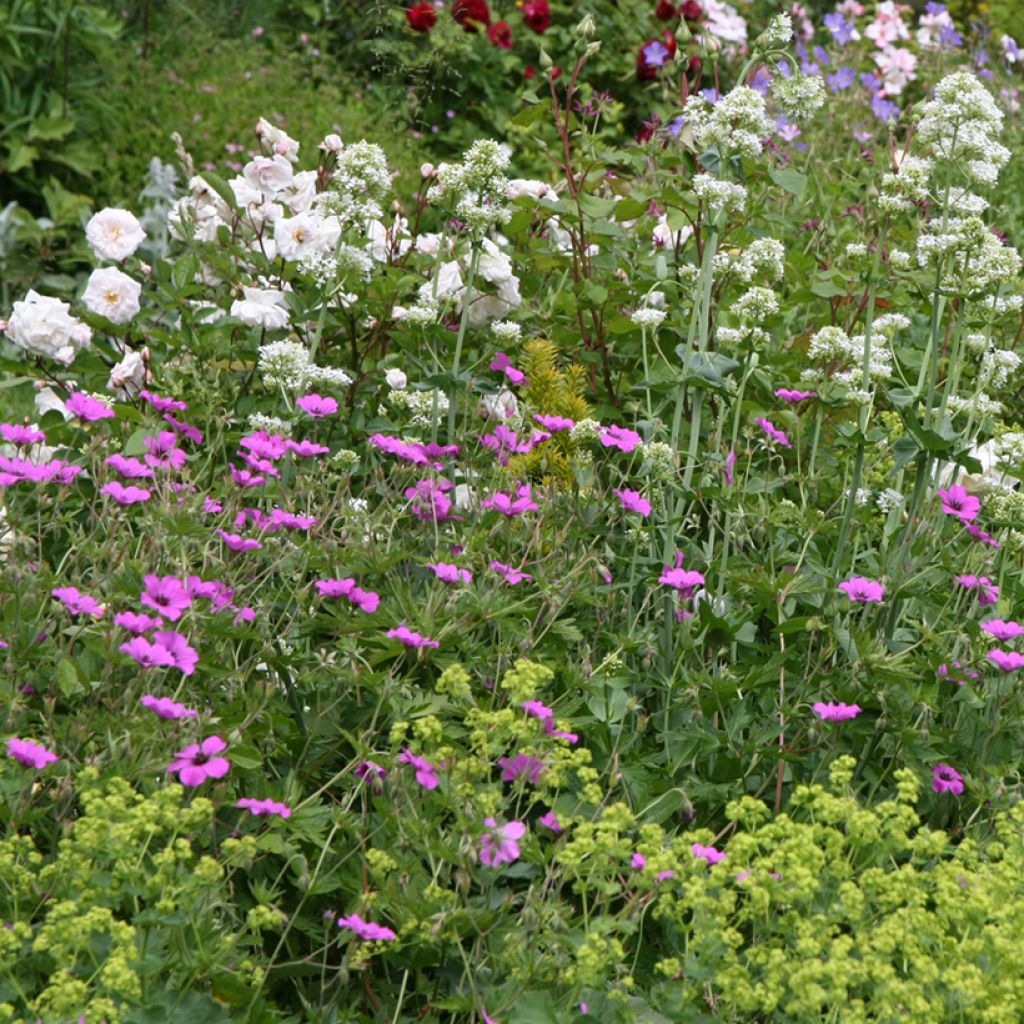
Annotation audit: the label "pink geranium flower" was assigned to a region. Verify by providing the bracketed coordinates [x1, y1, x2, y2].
[140, 574, 191, 621]
[838, 576, 885, 602]
[755, 417, 792, 448]
[428, 562, 473, 584]
[398, 748, 439, 789]
[167, 735, 230, 787]
[6, 737, 58, 769]
[217, 529, 263, 552]
[521, 699, 554, 722]
[498, 753, 544, 784]
[144, 431, 187, 470]
[965, 523, 1000, 548]
[115, 611, 162, 633]
[105, 453, 155, 479]
[813, 701, 862, 721]
[237, 797, 292, 818]
[490, 560, 533, 585]
[286, 438, 330, 457]
[955, 574, 999, 606]
[539, 810, 563, 833]
[315, 578, 380, 613]
[51, 586, 105, 618]
[405, 478, 455, 521]
[490, 352, 526, 384]
[599, 424, 643, 452]
[981, 620, 1024, 642]
[659, 552, 705, 597]
[691, 843, 726, 865]
[932, 763, 964, 795]
[534, 414, 574, 431]
[120, 636, 177, 669]
[479, 818, 527, 866]
[153, 630, 199, 676]
[355, 760, 388, 792]
[987, 649, 1024, 672]
[613, 487, 652, 517]
[66, 392, 115, 421]
[163, 414, 203, 444]
[937, 484, 980, 522]
[723, 449, 736, 486]
[481, 484, 538, 516]
[0, 423, 46, 445]
[388, 624, 439, 648]
[296, 393, 338, 417]
[100, 481, 152, 505]
[337, 913, 397, 941]
[140, 390, 187, 413]
[774, 388, 817, 402]
[140, 694, 197, 719]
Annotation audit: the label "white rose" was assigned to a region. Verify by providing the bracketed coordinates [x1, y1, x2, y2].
[85, 208, 146, 262]
[479, 388, 518, 420]
[34, 385, 71, 421]
[274, 213, 340, 261]
[508, 178, 554, 200]
[385, 368, 407, 390]
[256, 118, 300, 163]
[108, 348, 147, 396]
[82, 267, 142, 324]
[230, 287, 290, 329]
[478, 240, 515, 286]
[243, 154, 294, 196]
[283, 170, 317, 214]
[6, 290, 91, 364]
[320, 133, 344, 153]
[418, 261, 464, 305]
[415, 233, 443, 256]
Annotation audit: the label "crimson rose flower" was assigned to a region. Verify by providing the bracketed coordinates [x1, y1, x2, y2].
[406, 1, 437, 31]
[452, 0, 490, 30]
[522, 0, 551, 33]
[488, 19, 513, 47]
[655, 0, 677, 19]
[680, 0, 703, 21]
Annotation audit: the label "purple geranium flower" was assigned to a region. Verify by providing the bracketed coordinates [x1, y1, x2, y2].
[838, 576, 885, 603]
[932, 763, 964, 795]
[479, 818, 527, 867]
[6, 737, 58, 770]
[337, 913, 396, 941]
[167, 735, 230, 787]
[140, 694, 198, 719]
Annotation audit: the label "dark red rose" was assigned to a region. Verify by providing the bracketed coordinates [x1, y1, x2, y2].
[406, 1, 437, 31]
[680, 0, 702, 21]
[522, 0, 551, 34]
[550, 65, 562, 80]
[488, 19, 513, 47]
[655, 0, 677, 20]
[452, 0, 490, 31]
[524, 65, 537, 79]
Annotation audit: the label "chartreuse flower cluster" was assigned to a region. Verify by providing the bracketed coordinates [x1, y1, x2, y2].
[0, 770, 264, 1024]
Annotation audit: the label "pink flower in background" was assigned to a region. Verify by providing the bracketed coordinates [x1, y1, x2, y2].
[66, 392, 115, 421]
[153, 630, 199, 676]
[167, 735, 230, 786]
[286, 438, 330, 457]
[115, 611, 162, 633]
[965, 523, 1000, 548]
[813, 701, 862, 721]
[534, 414, 574, 432]
[482, 484, 538, 516]
[120, 636, 176, 668]
[52, 586, 105, 618]
[0, 423, 45, 445]
[140, 694, 197, 719]
[105, 453, 155, 479]
[981, 620, 1024, 642]
[337, 913, 396, 941]
[217, 530, 263, 552]
[231, 466, 266, 488]
[755, 417, 792, 448]
[632, 852, 646, 870]
[955, 574, 999, 606]
[931, 763, 963, 795]
[296, 393, 338, 417]
[521, 700, 554, 722]
[144, 431, 187, 470]
[692, 843, 726, 865]
[600, 424, 643, 452]
[987, 649, 1024, 672]
[6, 737, 58, 769]
[838, 576, 885, 603]
[774, 388, 817, 402]
[659, 552, 705, 596]
[539, 811, 563, 833]
[937, 484, 980, 522]
[498, 753, 544, 784]
[141, 575, 191, 621]
[490, 560, 533, 585]
[371, 433, 443, 469]
[490, 352, 526, 384]
[355, 760, 388, 792]
[163, 414, 203, 444]
[399, 748, 439, 789]
[241, 431, 287, 460]
[100, 481, 151, 505]
[140, 390, 187, 413]
[613, 487, 652, 517]
[724, 449, 736, 486]
[405, 477, 455, 521]
[937, 661, 979, 687]
[388, 624, 439, 648]
[428, 562, 473, 584]
[237, 797, 292, 818]
[315, 578, 380, 613]
[479, 818, 526, 866]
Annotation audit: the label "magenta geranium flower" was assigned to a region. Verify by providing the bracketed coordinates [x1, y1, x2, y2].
[237, 797, 292, 818]
[51, 586, 105, 618]
[6, 737, 58, 770]
[217, 530, 263, 552]
[774, 388, 817, 403]
[337, 913, 397, 941]
[66, 392, 115, 422]
[140, 389, 187, 413]
[0, 423, 46, 445]
[371, 433, 444, 469]
[398, 748, 439, 789]
[167, 735, 230, 787]
[479, 818, 527, 867]
[141, 574, 191, 621]
[534, 414, 574, 432]
[498, 753, 544, 784]
[230, 466, 265, 488]
[613, 487, 652, 517]
[838, 576, 885, 603]
[632, 852, 646, 870]
[539, 810, 563, 833]
[723, 449, 736, 486]
[315, 577, 380, 613]
[405, 478, 455, 522]
[482, 484, 539, 516]
[659, 552, 705, 597]
[144, 431, 186, 470]
[296, 393, 338, 417]
[355, 760, 388, 792]
[490, 352, 526, 384]
[388, 624, 439, 648]
[937, 484, 980, 522]
[812, 701, 862, 721]
[140, 694, 197, 719]
[755, 417, 792, 448]
[521, 699, 554, 722]
[100, 481, 152, 505]
[965, 523, 1000, 548]
[956, 574, 1000, 606]
[937, 661, 979, 687]
[120, 636, 176, 669]
[241, 431, 288, 461]
[286, 438, 330, 457]
[428, 562, 473, 584]
[115, 611, 162, 633]
[691, 843, 726, 865]
[153, 630, 199, 676]
[981, 619, 1024, 642]
[987, 649, 1024, 672]
[490, 561, 533, 585]
[162, 414, 203, 444]
[599, 424, 643, 452]
[105, 453, 155, 479]
[932, 763, 964, 795]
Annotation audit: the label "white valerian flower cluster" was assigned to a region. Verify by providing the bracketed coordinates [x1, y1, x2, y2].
[802, 324, 894, 399]
[757, 13, 792, 49]
[5, 291, 92, 364]
[772, 73, 826, 121]
[315, 140, 391, 230]
[916, 71, 1009, 186]
[732, 238, 785, 283]
[978, 348, 1021, 389]
[692, 174, 748, 213]
[428, 139, 511, 236]
[390, 387, 449, 428]
[491, 320, 522, 344]
[732, 286, 779, 323]
[630, 308, 667, 329]
[916, 215, 1022, 295]
[878, 155, 932, 211]
[256, 340, 352, 392]
[876, 488, 905, 514]
[682, 87, 774, 158]
[946, 392, 1003, 418]
[248, 412, 292, 436]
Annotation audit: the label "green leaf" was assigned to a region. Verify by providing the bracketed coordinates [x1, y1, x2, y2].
[769, 167, 808, 195]
[56, 658, 83, 698]
[675, 348, 740, 389]
[27, 115, 75, 142]
[5, 142, 37, 173]
[510, 100, 550, 127]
